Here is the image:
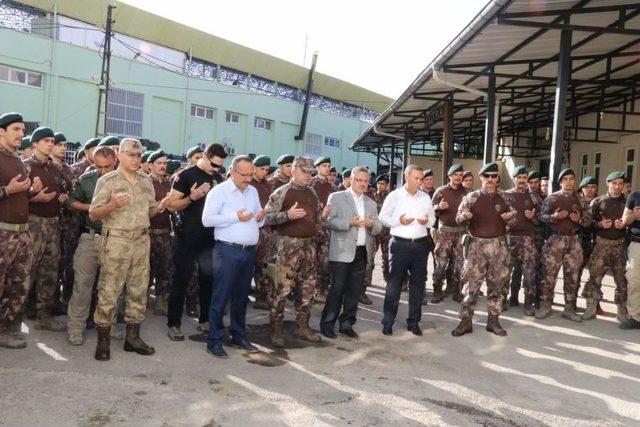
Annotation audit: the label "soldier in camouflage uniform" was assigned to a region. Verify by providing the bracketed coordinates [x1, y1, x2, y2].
[264, 156, 328, 347]
[535, 168, 592, 322]
[452, 163, 516, 337]
[0, 113, 39, 349]
[268, 154, 294, 191]
[89, 138, 168, 361]
[431, 164, 468, 304]
[251, 155, 275, 310]
[527, 171, 546, 307]
[19, 135, 33, 161]
[503, 166, 543, 316]
[582, 171, 629, 322]
[70, 137, 100, 179]
[577, 176, 598, 299]
[310, 156, 336, 304]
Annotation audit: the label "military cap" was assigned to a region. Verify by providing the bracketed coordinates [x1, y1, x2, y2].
[276, 154, 295, 165]
[446, 164, 463, 175]
[511, 165, 528, 177]
[119, 138, 143, 154]
[479, 162, 499, 175]
[558, 168, 575, 181]
[330, 166, 336, 173]
[541, 176, 549, 181]
[292, 156, 314, 173]
[606, 171, 625, 182]
[253, 155, 271, 167]
[31, 126, 55, 143]
[54, 132, 67, 144]
[83, 137, 100, 150]
[578, 176, 597, 189]
[268, 165, 277, 175]
[148, 149, 167, 163]
[376, 174, 390, 183]
[423, 168, 434, 178]
[19, 136, 32, 151]
[76, 150, 86, 160]
[140, 150, 154, 163]
[314, 156, 331, 167]
[166, 159, 182, 175]
[341, 169, 352, 179]
[0, 112, 23, 128]
[186, 145, 203, 159]
[527, 170, 540, 180]
[98, 135, 120, 147]
[463, 171, 473, 179]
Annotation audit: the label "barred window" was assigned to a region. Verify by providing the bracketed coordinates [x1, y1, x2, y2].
[304, 132, 322, 159]
[107, 88, 144, 137]
[191, 104, 214, 120]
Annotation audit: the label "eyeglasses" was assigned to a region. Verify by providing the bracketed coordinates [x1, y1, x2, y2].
[209, 159, 223, 169]
[482, 173, 499, 179]
[233, 169, 253, 178]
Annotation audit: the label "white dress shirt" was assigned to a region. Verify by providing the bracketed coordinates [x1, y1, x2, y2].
[201, 180, 264, 246]
[348, 187, 367, 246]
[379, 185, 436, 239]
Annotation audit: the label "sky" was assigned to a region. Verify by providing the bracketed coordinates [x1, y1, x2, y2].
[119, 0, 488, 99]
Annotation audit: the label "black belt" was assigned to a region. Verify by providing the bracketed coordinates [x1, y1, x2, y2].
[392, 235, 429, 243]
[216, 240, 256, 251]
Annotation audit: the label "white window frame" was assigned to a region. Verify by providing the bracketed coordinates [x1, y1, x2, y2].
[225, 111, 240, 124]
[0, 64, 42, 88]
[324, 136, 341, 149]
[254, 117, 272, 131]
[580, 153, 588, 180]
[593, 151, 602, 183]
[190, 104, 214, 120]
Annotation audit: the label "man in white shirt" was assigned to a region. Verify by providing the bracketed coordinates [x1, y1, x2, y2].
[379, 165, 436, 336]
[201, 155, 265, 358]
[320, 166, 382, 339]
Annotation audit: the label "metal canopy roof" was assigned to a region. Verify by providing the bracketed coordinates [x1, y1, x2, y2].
[351, 0, 640, 160]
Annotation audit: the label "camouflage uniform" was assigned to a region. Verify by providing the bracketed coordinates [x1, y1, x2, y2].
[54, 161, 78, 302]
[149, 175, 172, 311]
[70, 158, 91, 178]
[364, 189, 390, 288]
[252, 176, 275, 308]
[310, 176, 336, 300]
[577, 194, 596, 293]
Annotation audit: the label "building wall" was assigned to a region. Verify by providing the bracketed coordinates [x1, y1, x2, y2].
[0, 28, 375, 170]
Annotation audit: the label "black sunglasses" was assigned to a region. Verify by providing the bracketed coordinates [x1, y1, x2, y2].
[482, 173, 499, 179]
[209, 159, 223, 169]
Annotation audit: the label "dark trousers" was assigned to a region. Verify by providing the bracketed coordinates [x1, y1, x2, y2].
[382, 237, 429, 328]
[207, 242, 256, 347]
[320, 246, 368, 331]
[167, 235, 213, 328]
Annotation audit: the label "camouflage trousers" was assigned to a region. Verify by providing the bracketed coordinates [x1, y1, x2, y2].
[508, 234, 537, 298]
[58, 210, 81, 299]
[0, 229, 33, 326]
[94, 230, 150, 327]
[532, 226, 546, 298]
[579, 232, 595, 279]
[271, 236, 317, 322]
[583, 238, 628, 304]
[433, 230, 464, 293]
[364, 228, 390, 288]
[29, 220, 61, 314]
[541, 234, 583, 303]
[315, 228, 331, 294]
[459, 237, 510, 320]
[149, 230, 172, 300]
[254, 226, 276, 302]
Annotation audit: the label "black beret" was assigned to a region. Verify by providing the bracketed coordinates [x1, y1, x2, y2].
[31, 126, 55, 143]
[376, 174, 389, 183]
[606, 171, 625, 182]
[276, 154, 295, 165]
[253, 155, 271, 167]
[527, 171, 540, 180]
[314, 156, 331, 167]
[512, 165, 527, 177]
[268, 165, 278, 175]
[0, 112, 23, 128]
[148, 150, 167, 163]
[423, 168, 434, 177]
[98, 136, 120, 147]
[166, 159, 182, 175]
[558, 168, 575, 181]
[83, 137, 100, 150]
[447, 164, 463, 175]
[54, 132, 67, 144]
[330, 166, 336, 173]
[186, 145, 203, 158]
[463, 171, 473, 179]
[479, 162, 499, 175]
[141, 150, 154, 162]
[341, 169, 352, 179]
[19, 136, 32, 150]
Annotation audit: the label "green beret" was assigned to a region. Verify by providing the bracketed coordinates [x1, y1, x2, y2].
[606, 171, 625, 182]
[83, 137, 100, 150]
[166, 159, 182, 175]
[447, 164, 463, 175]
[268, 165, 278, 175]
[314, 156, 331, 167]
[148, 150, 166, 164]
[0, 112, 23, 128]
[578, 176, 597, 188]
[19, 136, 32, 150]
[140, 150, 154, 162]
[31, 126, 55, 143]
[558, 168, 575, 181]
[54, 132, 67, 144]
[98, 135, 120, 147]
[186, 145, 203, 158]
[527, 171, 540, 180]
[463, 171, 473, 179]
[541, 176, 549, 181]
[376, 174, 389, 183]
[253, 155, 271, 167]
[423, 168, 434, 178]
[479, 162, 499, 175]
[330, 166, 336, 173]
[341, 169, 352, 179]
[512, 165, 527, 177]
[276, 154, 295, 165]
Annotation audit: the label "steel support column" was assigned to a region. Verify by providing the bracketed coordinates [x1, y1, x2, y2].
[402, 134, 410, 185]
[484, 72, 496, 163]
[442, 99, 454, 184]
[390, 141, 396, 189]
[550, 29, 572, 191]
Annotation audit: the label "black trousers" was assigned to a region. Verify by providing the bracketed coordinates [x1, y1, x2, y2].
[320, 246, 368, 331]
[167, 234, 213, 328]
[382, 237, 429, 328]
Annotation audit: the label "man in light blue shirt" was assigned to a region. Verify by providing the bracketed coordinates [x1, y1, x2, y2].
[202, 155, 265, 357]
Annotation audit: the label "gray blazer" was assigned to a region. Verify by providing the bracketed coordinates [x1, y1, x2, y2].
[325, 190, 382, 263]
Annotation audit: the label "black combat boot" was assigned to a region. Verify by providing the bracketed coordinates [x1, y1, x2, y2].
[95, 326, 111, 361]
[124, 323, 155, 355]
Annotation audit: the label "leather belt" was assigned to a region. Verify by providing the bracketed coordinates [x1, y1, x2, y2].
[105, 228, 148, 239]
[216, 240, 256, 251]
[595, 236, 625, 246]
[438, 224, 465, 233]
[149, 228, 171, 235]
[28, 215, 58, 225]
[0, 221, 29, 232]
[393, 235, 429, 243]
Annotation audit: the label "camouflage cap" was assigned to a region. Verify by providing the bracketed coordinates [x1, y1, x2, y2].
[119, 138, 143, 154]
[292, 156, 315, 173]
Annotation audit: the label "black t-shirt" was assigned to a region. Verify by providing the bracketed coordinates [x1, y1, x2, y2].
[172, 164, 223, 242]
[626, 191, 640, 242]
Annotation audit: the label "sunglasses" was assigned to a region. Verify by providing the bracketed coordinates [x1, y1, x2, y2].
[482, 173, 499, 179]
[209, 159, 223, 169]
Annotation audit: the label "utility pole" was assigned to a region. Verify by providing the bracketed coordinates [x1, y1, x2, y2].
[95, 4, 116, 137]
[295, 52, 317, 142]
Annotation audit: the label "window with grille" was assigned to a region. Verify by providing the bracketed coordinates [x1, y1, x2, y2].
[324, 136, 340, 149]
[580, 153, 588, 180]
[626, 149, 635, 185]
[225, 112, 240, 124]
[0, 64, 42, 88]
[254, 117, 272, 131]
[107, 88, 144, 137]
[594, 152, 601, 183]
[304, 133, 322, 159]
[191, 104, 214, 120]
